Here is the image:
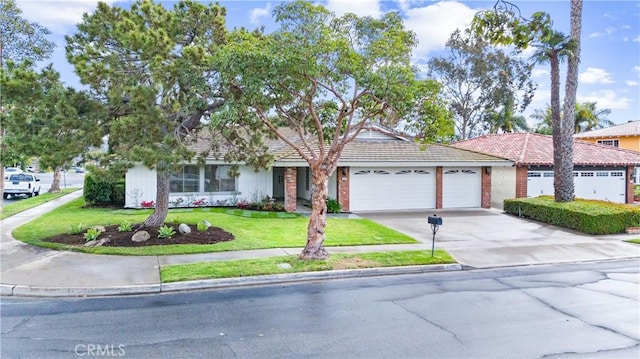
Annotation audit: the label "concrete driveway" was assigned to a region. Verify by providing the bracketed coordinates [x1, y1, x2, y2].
[360, 209, 640, 268]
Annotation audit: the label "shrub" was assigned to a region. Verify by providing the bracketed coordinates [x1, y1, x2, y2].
[196, 221, 209, 232]
[504, 196, 640, 234]
[326, 198, 342, 213]
[158, 225, 176, 239]
[83, 167, 125, 206]
[83, 228, 101, 241]
[117, 221, 133, 232]
[69, 223, 85, 235]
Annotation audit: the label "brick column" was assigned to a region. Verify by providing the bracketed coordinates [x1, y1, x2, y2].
[435, 167, 443, 209]
[481, 166, 492, 208]
[284, 167, 297, 212]
[627, 165, 635, 204]
[515, 166, 528, 198]
[337, 167, 350, 212]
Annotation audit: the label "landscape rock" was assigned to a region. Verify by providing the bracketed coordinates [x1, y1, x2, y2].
[178, 223, 191, 234]
[201, 220, 212, 227]
[132, 230, 151, 242]
[92, 226, 106, 233]
[84, 240, 97, 247]
[96, 238, 110, 246]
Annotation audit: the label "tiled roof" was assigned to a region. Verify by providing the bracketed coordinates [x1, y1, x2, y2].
[275, 139, 509, 164]
[452, 133, 640, 166]
[187, 127, 510, 164]
[574, 121, 640, 138]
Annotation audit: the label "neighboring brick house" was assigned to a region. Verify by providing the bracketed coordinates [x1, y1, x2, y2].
[125, 126, 513, 212]
[574, 121, 640, 183]
[452, 133, 640, 207]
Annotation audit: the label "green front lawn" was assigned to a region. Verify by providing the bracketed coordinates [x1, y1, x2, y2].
[1, 188, 80, 220]
[12, 198, 418, 255]
[161, 250, 455, 282]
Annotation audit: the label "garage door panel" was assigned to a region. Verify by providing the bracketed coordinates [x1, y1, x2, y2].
[527, 170, 626, 203]
[350, 168, 435, 211]
[442, 168, 481, 208]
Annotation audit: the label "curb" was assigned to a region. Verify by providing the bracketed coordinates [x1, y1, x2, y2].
[0, 263, 463, 298]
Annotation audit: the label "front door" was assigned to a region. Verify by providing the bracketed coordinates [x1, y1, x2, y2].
[272, 168, 285, 199]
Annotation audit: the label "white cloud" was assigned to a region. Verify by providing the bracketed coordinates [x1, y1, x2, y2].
[635, 66, 640, 73]
[249, 3, 271, 25]
[403, 1, 478, 60]
[326, 0, 382, 18]
[17, 1, 115, 34]
[626, 81, 639, 87]
[588, 26, 615, 38]
[633, 36, 640, 43]
[578, 90, 630, 110]
[531, 68, 549, 79]
[579, 67, 614, 84]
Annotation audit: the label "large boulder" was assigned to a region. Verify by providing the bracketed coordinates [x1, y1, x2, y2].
[178, 223, 191, 234]
[132, 230, 151, 242]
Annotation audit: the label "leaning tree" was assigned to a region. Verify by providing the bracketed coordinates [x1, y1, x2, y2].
[66, 0, 265, 226]
[216, 0, 448, 259]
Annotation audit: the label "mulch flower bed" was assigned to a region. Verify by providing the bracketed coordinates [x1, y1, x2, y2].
[43, 224, 235, 247]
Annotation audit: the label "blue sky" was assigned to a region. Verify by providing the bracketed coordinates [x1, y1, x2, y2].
[16, 0, 640, 127]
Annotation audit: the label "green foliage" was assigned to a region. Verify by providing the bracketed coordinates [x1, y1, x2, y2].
[326, 198, 342, 213]
[0, 0, 55, 65]
[83, 227, 101, 241]
[1, 63, 105, 177]
[196, 221, 209, 232]
[69, 223, 85, 235]
[117, 221, 133, 232]
[504, 196, 640, 234]
[65, 0, 268, 226]
[158, 225, 176, 239]
[83, 168, 125, 206]
[427, 28, 535, 139]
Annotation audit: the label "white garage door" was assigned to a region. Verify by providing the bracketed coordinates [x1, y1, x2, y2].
[574, 170, 626, 203]
[442, 167, 482, 208]
[350, 168, 435, 211]
[527, 170, 626, 203]
[527, 171, 554, 197]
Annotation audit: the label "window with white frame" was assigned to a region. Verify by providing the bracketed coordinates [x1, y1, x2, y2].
[170, 165, 199, 193]
[597, 139, 620, 147]
[204, 165, 236, 192]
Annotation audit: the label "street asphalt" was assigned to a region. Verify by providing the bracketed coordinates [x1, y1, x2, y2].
[1, 191, 638, 297]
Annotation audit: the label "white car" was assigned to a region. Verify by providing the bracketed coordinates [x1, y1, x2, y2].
[4, 167, 23, 180]
[4, 173, 41, 199]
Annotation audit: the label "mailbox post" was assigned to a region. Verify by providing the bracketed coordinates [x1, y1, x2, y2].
[427, 214, 442, 256]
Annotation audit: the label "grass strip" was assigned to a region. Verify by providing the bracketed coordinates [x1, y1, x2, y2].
[626, 239, 640, 244]
[1, 188, 80, 220]
[161, 250, 455, 282]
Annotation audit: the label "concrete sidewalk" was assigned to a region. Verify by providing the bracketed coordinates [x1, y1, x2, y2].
[1, 192, 638, 297]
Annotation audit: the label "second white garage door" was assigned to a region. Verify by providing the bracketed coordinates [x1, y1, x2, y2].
[442, 167, 482, 208]
[349, 168, 435, 211]
[527, 170, 626, 203]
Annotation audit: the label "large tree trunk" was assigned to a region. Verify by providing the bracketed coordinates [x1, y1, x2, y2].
[299, 170, 330, 260]
[549, 54, 571, 202]
[49, 167, 62, 193]
[143, 169, 170, 227]
[556, 0, 582, 203]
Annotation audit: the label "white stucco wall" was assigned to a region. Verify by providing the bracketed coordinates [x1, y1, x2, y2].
[125, 164, 157, 207]
[237, 166, 272, 201]
[491, 166, 516, 209]
[125, 164, 273, 208]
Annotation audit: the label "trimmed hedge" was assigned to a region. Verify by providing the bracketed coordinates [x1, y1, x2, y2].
[83, 171, 125, 206]
[504, 196, 640, 235]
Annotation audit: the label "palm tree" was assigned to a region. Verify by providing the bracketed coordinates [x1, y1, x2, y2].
[486, 104, 529, 133]
[532, 102, 612, 135]
[574, 102, 613, 133]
